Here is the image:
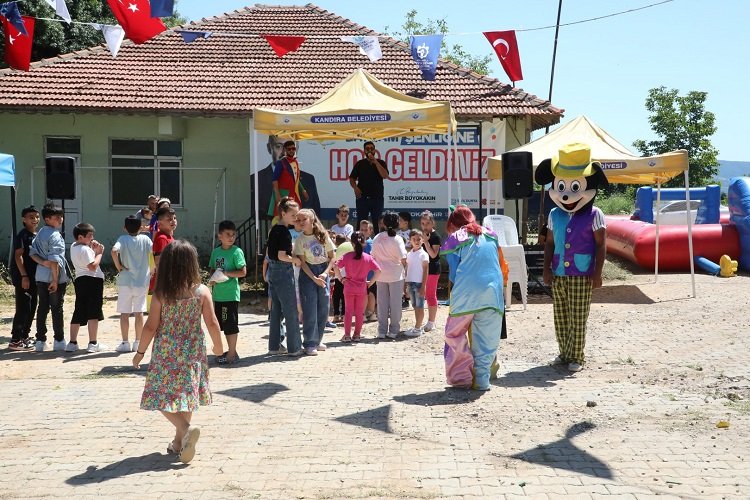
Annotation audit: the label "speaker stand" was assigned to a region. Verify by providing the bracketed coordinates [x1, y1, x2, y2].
[61, 199, 66, 241]
[514, 198, 521, 239]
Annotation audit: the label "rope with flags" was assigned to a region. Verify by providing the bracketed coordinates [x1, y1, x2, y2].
[1, 0, 673, 81]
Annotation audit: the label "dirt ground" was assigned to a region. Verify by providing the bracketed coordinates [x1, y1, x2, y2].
[1, 264, 749, 498]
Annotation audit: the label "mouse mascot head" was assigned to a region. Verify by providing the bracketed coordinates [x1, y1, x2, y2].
[534, 142, 609, 212]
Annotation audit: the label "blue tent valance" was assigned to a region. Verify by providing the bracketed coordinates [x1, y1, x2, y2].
[0, 153, 15, 187]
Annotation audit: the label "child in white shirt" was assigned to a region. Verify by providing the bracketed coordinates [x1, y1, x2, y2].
[330, 204, 354, 239]
[404, 230, 429, 337]
[68, 223, 106, 352]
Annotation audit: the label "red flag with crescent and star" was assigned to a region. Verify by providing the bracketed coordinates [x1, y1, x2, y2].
[483, 30, 523, 82]
[106, 0, 166, 44]
[2, 15, 34, 71]
[261, 35, 306, 57]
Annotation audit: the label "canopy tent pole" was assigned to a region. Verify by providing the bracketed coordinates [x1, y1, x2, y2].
[252, 126, 261, 282]
[445, 130, 453, 212]
[455, 138, 462, 205]
[478, 122, 484, 220]
[654, 182, 661, 283]
[684, 170, 696, 297]
[7, 186, 17, 269]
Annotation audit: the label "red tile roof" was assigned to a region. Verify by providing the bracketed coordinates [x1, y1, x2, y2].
[0, 4, 563, 130]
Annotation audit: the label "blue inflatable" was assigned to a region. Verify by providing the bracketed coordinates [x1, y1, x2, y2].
[728, 177, 750, 272]
[633, 185, 721, 224]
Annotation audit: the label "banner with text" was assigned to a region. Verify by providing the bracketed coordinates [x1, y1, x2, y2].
[252, 120, 506, 221]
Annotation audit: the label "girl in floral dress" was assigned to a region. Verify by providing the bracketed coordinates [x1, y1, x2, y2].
[133, 240, 224, 464]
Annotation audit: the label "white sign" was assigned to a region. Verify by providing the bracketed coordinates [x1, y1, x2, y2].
[253, 121, 506, 220]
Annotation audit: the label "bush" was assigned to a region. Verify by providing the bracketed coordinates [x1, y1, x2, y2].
[596, 192, 634, 215]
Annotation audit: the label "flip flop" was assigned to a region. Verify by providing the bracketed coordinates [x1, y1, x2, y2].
[179, 426, 201, 464]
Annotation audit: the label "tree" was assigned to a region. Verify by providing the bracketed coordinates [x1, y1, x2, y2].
[633, 86, 719, 188]
[385, 10, 492, 75]
[0, 0, 187, 66]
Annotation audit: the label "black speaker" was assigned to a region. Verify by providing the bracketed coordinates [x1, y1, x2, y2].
[46, 156, 76, 200]
[502, 151, 533, 199]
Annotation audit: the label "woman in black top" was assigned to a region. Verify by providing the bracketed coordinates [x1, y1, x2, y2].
[420, 210, 442, 332]
[266, 197, 304, 356]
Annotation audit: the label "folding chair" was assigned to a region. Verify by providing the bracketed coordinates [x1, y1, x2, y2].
[482, 214, 527, 310]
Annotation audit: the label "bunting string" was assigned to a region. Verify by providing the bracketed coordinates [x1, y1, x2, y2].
[15, 0, 674, 37]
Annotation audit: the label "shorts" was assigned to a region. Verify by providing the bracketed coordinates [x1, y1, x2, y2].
[406, 281, 425, 309]
[368, 282, 377, 297]
[71, 276, 104, 325]
[214, 301, 239, 335]
[117, 285, 148, 314]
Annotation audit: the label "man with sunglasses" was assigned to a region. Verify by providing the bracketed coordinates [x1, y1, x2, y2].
[349, 141, 389, 232]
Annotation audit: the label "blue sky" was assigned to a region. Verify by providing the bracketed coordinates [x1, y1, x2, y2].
[177, 0, 746, 161]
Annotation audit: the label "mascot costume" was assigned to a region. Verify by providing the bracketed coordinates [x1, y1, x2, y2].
[535, 143, 608, 372]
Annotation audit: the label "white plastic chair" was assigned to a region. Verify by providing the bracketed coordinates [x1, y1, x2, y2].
[482, 214, 527, 310]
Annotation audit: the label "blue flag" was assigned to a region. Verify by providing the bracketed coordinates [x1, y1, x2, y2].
[0, 2, 27, 36]
[409, 34, 442, 81]
[150, 0, 174, 18]
[177, 30, 212, 43]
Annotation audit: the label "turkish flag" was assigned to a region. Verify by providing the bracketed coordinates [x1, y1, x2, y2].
[262, 35, 306, 57]
[483, 31, 523, 82]
[2, 15, 34, 71]
[106, 0, 166, 44]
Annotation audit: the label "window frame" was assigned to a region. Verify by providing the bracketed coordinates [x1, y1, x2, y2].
[109, 138, 183, 208]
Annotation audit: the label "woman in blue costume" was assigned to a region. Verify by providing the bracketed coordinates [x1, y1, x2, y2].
[440, 206, 505, 391]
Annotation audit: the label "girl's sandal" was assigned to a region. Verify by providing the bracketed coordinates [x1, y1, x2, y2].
[167, 441, 180, 455]
[340, 335, 352, 343]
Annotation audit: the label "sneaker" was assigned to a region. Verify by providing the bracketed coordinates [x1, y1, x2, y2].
[22, 338, 35, 349]
[352, 334, 361, 342]
[551, 355, 566, 366]
[402, 298, 410, 309]
[53, 340, 67, 351]
[304, 347, 318, 356]
[87, 342, 107, 353]
[316, 343, 327, 351]
[568, 362, 583, 372]
[115, 341, 131, 353]
[423, 321, 435, 332]
[287, 349, 304, 357]
[325, 321, 337, 329]
[35, 340, 45, 352]
[268, 345, 288, 355]
[404, 327, 423, 338]
[132, 340, 140, 353]
[340, 335, 352, 343]
[365, 311, 375, 322]
[385, 332, 398, 340]
[64, 342, 79, 352]
[8, 340, 31, 351]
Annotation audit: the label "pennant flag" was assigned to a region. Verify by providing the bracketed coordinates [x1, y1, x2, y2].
[150, 0, 174, 18]
[2, 15, 34, 71]
[340, 36, 382, 62]
[483, 31, 523, 82]
[106, 0, 166, 44]
[44, 0, 71, 23]
[409, 34, 442, 81]
[177, 30, 212, 43]
[0, 2, 26, 36]
[261, 35, 306, 57]
[92, 23, 125, 57]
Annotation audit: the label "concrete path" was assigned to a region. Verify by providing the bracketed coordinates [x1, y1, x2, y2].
[1, 274, 748, 499]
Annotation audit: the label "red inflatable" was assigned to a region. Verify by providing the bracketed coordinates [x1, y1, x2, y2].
[605, 216, 741, 271]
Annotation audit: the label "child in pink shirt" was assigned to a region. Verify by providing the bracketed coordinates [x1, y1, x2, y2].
[336, 232, 381, 342]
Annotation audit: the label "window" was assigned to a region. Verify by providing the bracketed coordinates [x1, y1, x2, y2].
[111, 139, 182, 206]
[46, 137, 81, 155]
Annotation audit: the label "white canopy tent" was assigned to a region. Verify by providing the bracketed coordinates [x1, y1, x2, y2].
[251, 68, 457, 254]
[487, 115, 695, 296]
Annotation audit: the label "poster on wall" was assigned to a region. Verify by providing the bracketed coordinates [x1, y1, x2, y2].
[252, 120, 506, 221]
